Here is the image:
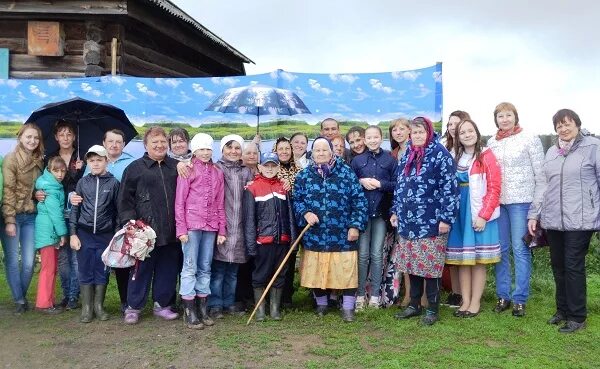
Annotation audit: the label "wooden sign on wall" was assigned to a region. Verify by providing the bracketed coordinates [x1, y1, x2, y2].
[28, 21, 64, 56]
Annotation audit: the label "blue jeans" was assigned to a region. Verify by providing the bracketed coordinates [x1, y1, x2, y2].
[179, 230, 216, 298]
[1, 213, 36, 304]
[357, 217, 386, 297]
[495, 203, 532, 304]
[208, 260, 239, 310]
[58, 241, 80, 300]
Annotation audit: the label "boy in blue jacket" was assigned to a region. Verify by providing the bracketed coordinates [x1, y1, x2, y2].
[70, 145, 120, 323]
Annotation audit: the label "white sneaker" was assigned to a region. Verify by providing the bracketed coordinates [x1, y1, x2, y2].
[368, 296, 380, 309]
[355, 296, 365, 310]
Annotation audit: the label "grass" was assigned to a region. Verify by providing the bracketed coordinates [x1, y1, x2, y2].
[0, 241, 599, 368]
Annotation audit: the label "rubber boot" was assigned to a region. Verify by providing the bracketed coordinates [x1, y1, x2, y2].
[196, 296, 214, 326]
[421, 303, 439, 326]
[93, 284, 110, 321]
[253, 288, 266, 322]
[182, 299, 203, 329]
[80, 285, 94, 323]
[269, 288, 283, 321]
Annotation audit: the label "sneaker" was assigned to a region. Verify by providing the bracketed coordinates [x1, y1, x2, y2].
[355, 296, 365, 311]
[14, 303, 27, 315]
[66, 298, 79, 310]
[493, 298, 511, 313]
[124, 308, 140, 324]
[512, 303, 526, 317]
[547, 312, 566, 325]
[36, 306, 64, 315]
[368, 296, 380, 309]
[559, 320, 586, 333]
[394, 305, 422, 320]
[445, 293, 462, 308]
[341, 309, 355, 322]
[153, 306, 179, 321]
[421, 310, 439, 326]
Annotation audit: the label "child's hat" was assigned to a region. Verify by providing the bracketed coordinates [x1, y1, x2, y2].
[190, 133, 214, 153]
[85, 144, 108, 159]
[220, 134, 244, 152]
[260, 152, 279, 165]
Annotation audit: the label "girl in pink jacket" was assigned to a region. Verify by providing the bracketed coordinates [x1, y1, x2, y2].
[175, 133, 226, 330]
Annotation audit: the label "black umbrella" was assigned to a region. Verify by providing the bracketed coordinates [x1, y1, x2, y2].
[25, 97, 138, 158]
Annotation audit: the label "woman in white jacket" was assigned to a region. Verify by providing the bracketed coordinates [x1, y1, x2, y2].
[486, 102, 544, 317]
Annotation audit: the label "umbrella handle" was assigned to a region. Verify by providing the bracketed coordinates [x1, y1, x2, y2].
[256, 108, 260, 135]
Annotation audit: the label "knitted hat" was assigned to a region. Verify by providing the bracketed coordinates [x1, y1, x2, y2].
[190, 133, 214, 153]
[220, 134, 244, 152]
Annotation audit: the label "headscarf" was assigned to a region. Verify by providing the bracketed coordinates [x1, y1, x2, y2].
[311, 137, 336, 179]
[403, 116, 434, 176]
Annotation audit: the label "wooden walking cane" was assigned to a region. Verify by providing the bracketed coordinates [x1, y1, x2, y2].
[246, 224, 311, 325]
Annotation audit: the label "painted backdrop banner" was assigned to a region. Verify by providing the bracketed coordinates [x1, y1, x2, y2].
[0, 63, 442, 129]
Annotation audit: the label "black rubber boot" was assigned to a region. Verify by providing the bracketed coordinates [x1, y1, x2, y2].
[182, 299, 203, 329]
[421, 303, 439, 326]
[196, 296, 214, 326]
[253, 288, 266, 322]
[270, 288, 283, 321]
[80, 284, 94, 323]
[93, 284, 110, 321]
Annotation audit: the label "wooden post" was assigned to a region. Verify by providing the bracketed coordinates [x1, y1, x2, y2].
[111, 38, 117, 75]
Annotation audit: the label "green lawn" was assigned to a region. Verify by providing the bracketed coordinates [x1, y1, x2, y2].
[0, 245, 598, 368]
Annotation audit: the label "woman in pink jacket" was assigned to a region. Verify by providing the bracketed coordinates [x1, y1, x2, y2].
[446, 119, 502, 318]
[175, 133, 226, 330]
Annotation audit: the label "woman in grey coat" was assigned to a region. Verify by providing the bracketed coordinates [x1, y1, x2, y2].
[528, 109, 600, 333]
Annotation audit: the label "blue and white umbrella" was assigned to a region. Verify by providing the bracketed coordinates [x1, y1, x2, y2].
[205, 85, 311, 133]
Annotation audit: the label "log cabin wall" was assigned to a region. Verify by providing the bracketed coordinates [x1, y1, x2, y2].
[0, 0, 251, 79]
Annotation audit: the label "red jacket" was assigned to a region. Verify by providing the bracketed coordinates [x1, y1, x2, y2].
[242, 174, 297, 256]
[467, 148, 502, 221]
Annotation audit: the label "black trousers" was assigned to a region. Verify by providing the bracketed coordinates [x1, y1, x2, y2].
[115, 267, 131, 304]
[252, 244, 288, 289]
[235, 258, 254, 305]
[409, 274, 440, 308]
[282, 250, 298, 303]
[127, 243, 182, 310]
[546, 230, 593, 323]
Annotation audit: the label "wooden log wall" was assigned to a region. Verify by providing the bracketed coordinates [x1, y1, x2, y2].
[0, 20, 121, 78]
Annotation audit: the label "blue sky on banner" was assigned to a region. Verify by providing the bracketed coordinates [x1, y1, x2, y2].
[0, 64, 441, 127]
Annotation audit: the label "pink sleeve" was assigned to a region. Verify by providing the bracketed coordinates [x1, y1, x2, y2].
[479, 151, 502, 220]
[175, 174, 191, 238]
[216, 169, 226, 236]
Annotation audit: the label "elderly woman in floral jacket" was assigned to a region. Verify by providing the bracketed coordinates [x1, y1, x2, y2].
[293, 137, 367, 322]
[390, 116, 459, 326]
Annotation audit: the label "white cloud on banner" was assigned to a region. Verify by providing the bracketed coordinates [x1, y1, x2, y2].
[308, 79, 333, 95]
[178, 91, 192, 104]
[101, 76, 126, 86]
[15, 91, 26, 102]
[122, 89, 137, 102]
[278, 71, 298, 83]
[192, 83, 215, 98]
[29, 85, 48, 98]
[155, 78, 182, 88]
[0, 79, 21, 88]
[369, 79, 394, 94]
[47, 80, 71, 89]
[433, 71, 442, 83]
[415, 83, 431, 98]
[391, 71, 421, 81]
[353, 87, 369, 101]
[136, 83, 157, 97]
[81, 83, 102, 97]
[329, 73, 358, 84]
[211, 77, 239, 87]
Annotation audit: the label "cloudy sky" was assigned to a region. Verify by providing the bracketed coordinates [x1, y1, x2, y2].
[173, 0, 599, 134]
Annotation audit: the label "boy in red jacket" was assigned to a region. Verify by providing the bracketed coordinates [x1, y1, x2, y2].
[243, 152, 297, 321]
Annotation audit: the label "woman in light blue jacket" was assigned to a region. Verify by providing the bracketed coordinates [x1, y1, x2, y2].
[528, 109, 600, 333]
